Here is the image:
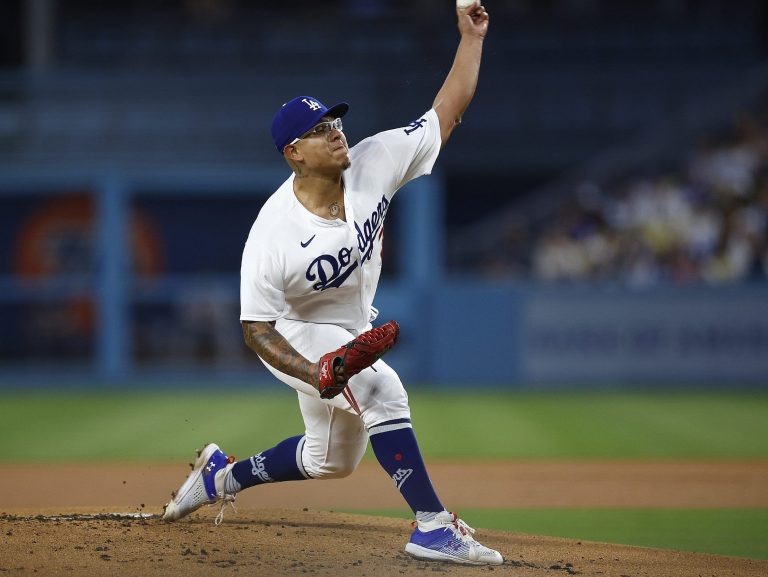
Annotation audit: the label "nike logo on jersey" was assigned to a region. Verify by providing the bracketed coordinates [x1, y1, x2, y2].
[300, 235, 316, 248]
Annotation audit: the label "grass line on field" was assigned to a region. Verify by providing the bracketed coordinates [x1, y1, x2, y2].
[0, 390, 767, 461]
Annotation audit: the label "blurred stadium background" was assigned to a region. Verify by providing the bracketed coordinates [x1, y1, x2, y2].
[1, 0, 768, 390]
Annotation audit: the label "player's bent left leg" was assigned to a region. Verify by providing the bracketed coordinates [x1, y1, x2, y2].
[405, 511, 504, 565]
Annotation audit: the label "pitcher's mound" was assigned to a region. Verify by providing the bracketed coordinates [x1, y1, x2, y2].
[1, 507, 766, 576]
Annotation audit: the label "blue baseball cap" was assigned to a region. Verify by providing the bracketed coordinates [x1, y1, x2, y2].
[271, 96, 349, 152]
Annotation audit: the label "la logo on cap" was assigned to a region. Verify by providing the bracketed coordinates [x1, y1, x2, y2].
[302, 98, 322, 111]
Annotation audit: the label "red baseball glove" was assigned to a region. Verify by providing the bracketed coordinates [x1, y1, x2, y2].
[317, 320, 400, 399]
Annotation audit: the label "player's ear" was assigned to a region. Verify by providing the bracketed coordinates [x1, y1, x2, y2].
[284, 143, 302, 161]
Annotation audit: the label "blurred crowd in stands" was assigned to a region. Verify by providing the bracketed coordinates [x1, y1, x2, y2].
[491, 98, 768, 287]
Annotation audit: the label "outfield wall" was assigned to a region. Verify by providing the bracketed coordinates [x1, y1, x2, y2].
[1, 171, 767, 389]
[2, 278, 767, 389]
[417, 283, 768, 386]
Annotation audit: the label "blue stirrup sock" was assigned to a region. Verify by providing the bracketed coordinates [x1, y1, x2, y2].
[368, 419, 444, 515]
[226, 434, 310, 493]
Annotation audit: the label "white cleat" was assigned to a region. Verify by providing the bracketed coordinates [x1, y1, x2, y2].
[405, 511, 504, 565]
[162, 443, 236, 524]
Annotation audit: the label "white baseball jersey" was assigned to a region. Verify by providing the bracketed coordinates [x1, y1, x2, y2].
[240, 108, 441, 330]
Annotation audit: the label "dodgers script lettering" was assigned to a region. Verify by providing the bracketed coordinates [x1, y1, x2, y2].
[356, 194, 390, 263]
[306, 246, 358, 291]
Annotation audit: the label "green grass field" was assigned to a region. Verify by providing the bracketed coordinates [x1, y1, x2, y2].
[1, 390, 766, 461]
[1, 389, 767, 559]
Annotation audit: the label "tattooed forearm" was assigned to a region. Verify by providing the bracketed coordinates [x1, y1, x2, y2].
[242, 321, 318, 388]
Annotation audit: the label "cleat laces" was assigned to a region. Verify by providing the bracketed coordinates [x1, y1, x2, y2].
[214, 495, 237, 526]
[212, 454, 237, 526]
[448, 513, 477, 542]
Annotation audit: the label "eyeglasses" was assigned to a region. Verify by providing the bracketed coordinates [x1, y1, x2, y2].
[291, 117, 343, 144]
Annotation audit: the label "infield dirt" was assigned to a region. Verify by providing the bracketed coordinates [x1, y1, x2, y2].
[1, 460, 766, 576]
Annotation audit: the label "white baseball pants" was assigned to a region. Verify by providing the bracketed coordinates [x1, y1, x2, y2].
[258, 318, 412, 480]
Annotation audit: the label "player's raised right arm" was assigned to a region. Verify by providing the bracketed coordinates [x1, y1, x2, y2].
[242, 321, 321, 388]
[432, 3, 489, 146]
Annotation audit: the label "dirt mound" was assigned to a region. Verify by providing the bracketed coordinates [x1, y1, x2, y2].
[1, 508, 766, 577]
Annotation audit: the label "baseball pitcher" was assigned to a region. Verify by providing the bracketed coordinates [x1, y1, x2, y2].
[163, 3, 501, 565]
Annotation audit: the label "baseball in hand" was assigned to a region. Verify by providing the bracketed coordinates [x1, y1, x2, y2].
[456, 0, 479, 8]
